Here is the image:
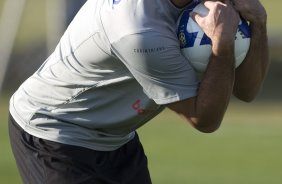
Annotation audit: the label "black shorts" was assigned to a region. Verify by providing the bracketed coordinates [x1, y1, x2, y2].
[8, 114, 152, 184]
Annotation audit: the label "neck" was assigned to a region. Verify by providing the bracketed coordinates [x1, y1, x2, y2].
[170, 0, 193, 8]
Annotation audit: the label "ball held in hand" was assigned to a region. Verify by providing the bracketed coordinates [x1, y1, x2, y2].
[177, 3, 251, 73]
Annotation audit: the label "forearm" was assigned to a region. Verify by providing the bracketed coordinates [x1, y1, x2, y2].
[192, 45, 235, 132]
[233, 21, 270, 101]
[167, 42, 236, 133]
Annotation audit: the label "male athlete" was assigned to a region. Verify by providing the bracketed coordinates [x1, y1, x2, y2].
[9, 0, 269, 183]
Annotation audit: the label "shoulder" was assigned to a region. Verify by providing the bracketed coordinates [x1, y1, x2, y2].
[111, 31, 181, 63]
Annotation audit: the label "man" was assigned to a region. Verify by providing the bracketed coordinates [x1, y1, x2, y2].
[9, 0, 269, 183]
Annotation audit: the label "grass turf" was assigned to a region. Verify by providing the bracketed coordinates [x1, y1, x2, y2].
[1, 96, 282, 183]
[138, 101, 282, 184]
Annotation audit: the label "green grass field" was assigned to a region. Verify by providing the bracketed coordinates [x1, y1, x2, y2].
[1, 95, 282, 184]
[139, 101, 282, 184]
[1, 0, 282, 183]
[0, 96, 22, 184]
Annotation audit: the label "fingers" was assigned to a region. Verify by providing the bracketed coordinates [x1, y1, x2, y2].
[202, 0, 225, 7]
[202, 0, 217, 9]
[190, 12, 204, 26]
[203, 0, 236, 13]
[191, 0, 239, 27]
[202, 0, 226, 14]
[202, 0, 233, 8]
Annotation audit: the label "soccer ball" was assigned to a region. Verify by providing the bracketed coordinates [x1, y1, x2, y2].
[177, 3, 251, 73]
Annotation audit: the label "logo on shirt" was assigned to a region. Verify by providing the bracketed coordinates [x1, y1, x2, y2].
[132, 99, 155, 115]
[133, 47, 166, 54]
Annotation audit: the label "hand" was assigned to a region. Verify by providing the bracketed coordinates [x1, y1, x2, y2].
[191, 0, 240, 54]
[231, 0, 267, 25]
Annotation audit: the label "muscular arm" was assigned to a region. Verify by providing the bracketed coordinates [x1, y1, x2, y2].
[233, 1, 269, 101]
[168, 0, 239, 133]
[168, 49, 235, 133]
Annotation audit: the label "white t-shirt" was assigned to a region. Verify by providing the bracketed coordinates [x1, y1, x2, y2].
[9, 0, 200, 151]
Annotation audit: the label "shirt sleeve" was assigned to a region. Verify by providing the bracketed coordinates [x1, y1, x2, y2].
[111, 32, 199, 105]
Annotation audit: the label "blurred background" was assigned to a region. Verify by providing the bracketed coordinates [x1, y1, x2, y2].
[0, 0, 281, 183]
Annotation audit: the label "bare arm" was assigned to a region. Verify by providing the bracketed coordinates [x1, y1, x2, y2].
[232, 0, 270, 102]
[167, 0, 239, 133]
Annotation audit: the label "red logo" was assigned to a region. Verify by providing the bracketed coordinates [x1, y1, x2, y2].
[132, 99, 157, 115]
[132, 99, 145, 114]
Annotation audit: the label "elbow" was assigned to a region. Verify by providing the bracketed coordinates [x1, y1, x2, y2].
[233, 79, 265, 103]
[190, 117, 222, 133]
[195, 123, 221, 133]
[187, 108, 226, 133]
[236, 95, 256, 103]
[233, 90, 258, 103]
